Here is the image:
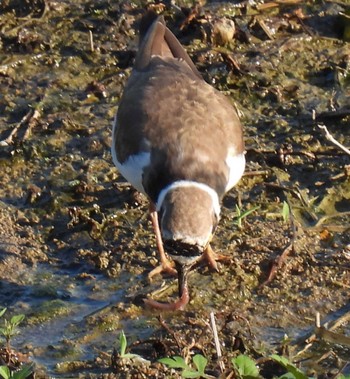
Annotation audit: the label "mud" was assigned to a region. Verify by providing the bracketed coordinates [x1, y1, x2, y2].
[0, 0, 349, 377]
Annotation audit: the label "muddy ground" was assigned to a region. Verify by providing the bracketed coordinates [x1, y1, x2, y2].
[0, 0, 350, 378]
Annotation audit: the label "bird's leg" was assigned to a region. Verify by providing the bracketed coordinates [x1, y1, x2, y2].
[201, 243, 230, 272]
[144, 263, 190, 311]
[148, 203, 177, 279]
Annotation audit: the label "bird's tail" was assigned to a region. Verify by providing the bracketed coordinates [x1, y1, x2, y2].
[134, 10, 202, 79]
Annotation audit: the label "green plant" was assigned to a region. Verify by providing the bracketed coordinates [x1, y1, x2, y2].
[118, 330, 139, 359]
[234, 205, 260, 229]
[232, 354, 260, 378]
[3, 314, 25, 345]
[159, 354, 213, 378]
[281, 201, 290, 223]
[270, 354, 310, 379]
[0, 364, 33, 379]
[0, 309, 25, 352]
[0, 309, 32, 379]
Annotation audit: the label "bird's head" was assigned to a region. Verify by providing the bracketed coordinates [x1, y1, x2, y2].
[156, 181, 220, 298]
[156, 181, 220, 290]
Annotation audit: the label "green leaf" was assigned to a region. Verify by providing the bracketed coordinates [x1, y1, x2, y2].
[192, 354, 207, 374]
[232, 355, 259, 377]
[240, 206, 260, 219]
[182, 370, 200, 378]
[119, 330, 127, 357]
[278, 374, 298, 379]
[159, 356, 189, 370]
[0, 308, 6, 318]
[10, 314, 25, 327]
[12, 364, 34, 379]
[117, 333, 141, 360]
[270, 354, 308, 379]
[122, 353, 139, 359]
[282, 201, 290, 223]
[235, 205, 260, 228]
[0, 366, 10, 379]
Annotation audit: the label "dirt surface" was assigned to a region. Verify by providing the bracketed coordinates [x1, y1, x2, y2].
[0, 0, 350, 378]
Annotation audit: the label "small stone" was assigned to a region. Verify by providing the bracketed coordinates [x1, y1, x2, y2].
[212, 18, 235, 46]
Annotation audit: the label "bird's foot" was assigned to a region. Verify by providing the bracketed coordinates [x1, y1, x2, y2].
[148, 258, 177, 280]
[143, 285, 189, 311]
[201, 244, 230, 272]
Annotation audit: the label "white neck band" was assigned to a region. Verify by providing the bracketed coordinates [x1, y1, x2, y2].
[156, 180, 221, 218]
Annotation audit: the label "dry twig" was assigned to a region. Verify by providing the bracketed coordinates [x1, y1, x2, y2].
[0, 109, 34, 146]
[261, 168, 302, 286]
[157, 315, 183, 350]
[314, 211, 350, 228]
[243, 170, 270, 177]
[89, 30, 94, 52]
[318, 124, 350, 156]
[260, 243, 294, 287]
[210, 312, 225, 373]
[22, 109, 41, 141]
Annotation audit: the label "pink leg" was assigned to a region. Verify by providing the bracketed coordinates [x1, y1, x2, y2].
[148, 204, 177, 279]
[201, 244, 230, 272]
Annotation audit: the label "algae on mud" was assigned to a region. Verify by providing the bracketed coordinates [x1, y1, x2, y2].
[0, 0, 350, 377]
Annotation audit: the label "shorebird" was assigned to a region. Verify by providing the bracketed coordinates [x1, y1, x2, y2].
[112, 13, 245, 310]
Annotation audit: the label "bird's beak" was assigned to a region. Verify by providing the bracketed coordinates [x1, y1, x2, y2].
[175, 261, 193, 298]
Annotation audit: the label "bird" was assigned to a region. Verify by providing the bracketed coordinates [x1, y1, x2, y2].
[111, 12, 245, 310]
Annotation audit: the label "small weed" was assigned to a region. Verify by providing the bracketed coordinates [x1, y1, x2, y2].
[159, 354, 213, 378]
[232, 354, 260, 378]
[234, 205, 260, 229]
[281, 201, 290, 223]
[270, 354, 310, 379]
[0, 364, 34, 379]
[118, 330, 139, 359]
[0, 309, 25, 352]
[0, 308, 33, 379]
[159, 352, 319, 379]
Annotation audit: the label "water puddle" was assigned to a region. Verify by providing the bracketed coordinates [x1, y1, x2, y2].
[9, 262, 128, 376]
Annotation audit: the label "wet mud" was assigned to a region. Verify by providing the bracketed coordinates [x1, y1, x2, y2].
[0, 0, 349, 377]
